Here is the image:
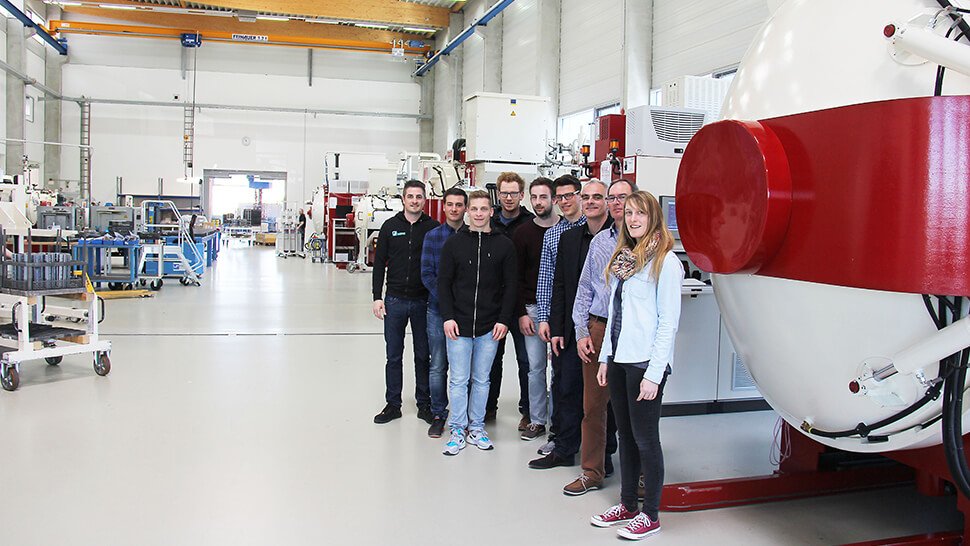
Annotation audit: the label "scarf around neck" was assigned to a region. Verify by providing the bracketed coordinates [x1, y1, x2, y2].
[610, 233, 661, 281]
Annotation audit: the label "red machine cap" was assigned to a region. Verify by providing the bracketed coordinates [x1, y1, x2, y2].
[676, 119, 792, 274]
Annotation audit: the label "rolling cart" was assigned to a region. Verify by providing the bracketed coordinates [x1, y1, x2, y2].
[0, 228, 111, 391]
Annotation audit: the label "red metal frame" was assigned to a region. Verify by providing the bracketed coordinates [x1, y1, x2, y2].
[661, 424, 914, 512]
[661, 425, 969, 545]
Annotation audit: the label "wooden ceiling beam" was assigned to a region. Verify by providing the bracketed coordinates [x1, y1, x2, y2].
[195, 0, 450, 28]
[75, 0, 451, 28]
[61, 7, 435, 45]
[49, 20, 431, 54]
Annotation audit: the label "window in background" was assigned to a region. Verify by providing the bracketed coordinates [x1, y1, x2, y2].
[595, 103, 621, 118]
[649, 89, 663, 106]
[557, 108, 594, 147]
[25, 96, 34, 123]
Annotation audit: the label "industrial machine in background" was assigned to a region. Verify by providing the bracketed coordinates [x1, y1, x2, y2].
[670, 1, 970, 540]
[36, 206, 81, 231]
[89, 206, 144, 234]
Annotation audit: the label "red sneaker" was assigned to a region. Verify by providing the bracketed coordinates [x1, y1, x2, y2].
[617, 513, 661, 540]
[590, 504, 640, 528]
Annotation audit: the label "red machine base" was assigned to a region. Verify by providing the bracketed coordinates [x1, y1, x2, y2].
[661, 425, 967, 545]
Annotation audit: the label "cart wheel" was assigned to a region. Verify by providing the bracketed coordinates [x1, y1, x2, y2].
[179, 278, 188, 285]
[94, 353, 111, 376]
[108, 282, 121, 291]
[150, 279, 163, 291]
[45, 356, 63, 366]
[139, 279, 147, 287]
[1, 365, 19, 391]
[123, 283, 134, 290]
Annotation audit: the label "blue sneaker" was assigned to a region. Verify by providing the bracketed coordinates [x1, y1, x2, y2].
[443, 428, 466, 456]
[467, 429, 494, 451]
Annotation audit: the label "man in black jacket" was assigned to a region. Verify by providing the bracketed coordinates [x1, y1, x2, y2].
[437, 190, 518, 455]
[487, 172, 535, 429]
[372, 180, 440, 425]
[529, 179, 611, 469]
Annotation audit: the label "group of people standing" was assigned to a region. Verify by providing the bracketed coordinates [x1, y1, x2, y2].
[371, 173, 684, 540]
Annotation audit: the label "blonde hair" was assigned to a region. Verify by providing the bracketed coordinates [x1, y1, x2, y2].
[606, 191, 675, 281]
[467, 189, 492, 206]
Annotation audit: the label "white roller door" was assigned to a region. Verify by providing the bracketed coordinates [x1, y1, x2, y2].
[559, 0, 623, 115]
[652, 0, 769, 86]
[501, 0, 539, 95]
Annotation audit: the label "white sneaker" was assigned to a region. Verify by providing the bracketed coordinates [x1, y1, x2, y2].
[467, 429, 494, 450]
[442, 428, 466, 456]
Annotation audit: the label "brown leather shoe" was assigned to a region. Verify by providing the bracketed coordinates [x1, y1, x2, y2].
[563, 474, 603, 496]
[518, 415, 529, 431]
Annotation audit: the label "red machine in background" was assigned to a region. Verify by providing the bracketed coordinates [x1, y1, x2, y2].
[325, 191, 359, 270]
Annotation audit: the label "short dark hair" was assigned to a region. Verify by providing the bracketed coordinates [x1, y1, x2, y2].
[608, 178, 638, 192]
[529, 177, 554, 193]
[467, 189, 491, 206]
[554, 174, 582, 193]
[403, 179, 426, 195]
[443, 187, 467, 204]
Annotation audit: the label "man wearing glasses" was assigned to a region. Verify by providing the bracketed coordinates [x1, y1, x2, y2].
[529, 174, 588, 465]
[562, 178, 636, 495]
[486, 172, 535, 429]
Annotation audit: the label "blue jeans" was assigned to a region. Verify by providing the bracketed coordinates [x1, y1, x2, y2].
[426, 307, 449, 418]
[383, 295, 431, 409]
[446, 333, 500, 431]
[524, 304, 550, 425]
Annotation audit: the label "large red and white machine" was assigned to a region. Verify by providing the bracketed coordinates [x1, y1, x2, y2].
[674, 0, 970, 540]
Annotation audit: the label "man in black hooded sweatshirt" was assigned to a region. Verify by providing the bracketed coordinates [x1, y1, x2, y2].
[372, 180, 440, 425]
[437, 190, 517, 455]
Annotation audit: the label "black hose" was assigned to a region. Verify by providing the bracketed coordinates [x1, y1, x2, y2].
[936, 0, 970, 43]
[942, 358, 970, 497]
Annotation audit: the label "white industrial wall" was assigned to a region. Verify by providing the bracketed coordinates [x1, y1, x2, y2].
[59, 34, 422, 205]
[558, 0, 623, 115]
[652, 0, 770, 86]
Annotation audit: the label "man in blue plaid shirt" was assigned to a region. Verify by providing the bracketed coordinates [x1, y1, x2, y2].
[532, 175, 586, 460]
[420, 187, 468, 439]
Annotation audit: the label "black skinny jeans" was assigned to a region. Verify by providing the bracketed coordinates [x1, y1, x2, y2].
[608, 362, 667, 519]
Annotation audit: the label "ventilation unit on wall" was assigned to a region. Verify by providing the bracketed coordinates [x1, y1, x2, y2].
[625, 105, 707, 158]
[661, 75, 733, 124]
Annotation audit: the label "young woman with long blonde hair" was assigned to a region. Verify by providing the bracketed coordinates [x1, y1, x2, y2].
[589, 191, 684, 540]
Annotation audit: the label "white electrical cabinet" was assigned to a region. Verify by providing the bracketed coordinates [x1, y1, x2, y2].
[463, 93, 551, 164]
[621, 155, 681, 198]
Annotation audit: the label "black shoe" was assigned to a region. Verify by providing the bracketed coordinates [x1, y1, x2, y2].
[417, 406, 434, 425]
[528, 452, 575, 470]
[428, 416, 446, 438]
[605, 455, 615, 478]
[373, 404, 402, 424]
[484, 409, 497, 423]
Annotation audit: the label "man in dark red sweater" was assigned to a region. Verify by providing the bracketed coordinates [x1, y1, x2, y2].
[512, 177, 561, 443]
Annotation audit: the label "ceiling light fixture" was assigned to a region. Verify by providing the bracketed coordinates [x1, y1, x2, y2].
[403, 27, 435, 33]
[357, 24, 389, 30]
[306, 19, 340, 24]
[99, 4, 137, 10]
[255, 15, 289, 22]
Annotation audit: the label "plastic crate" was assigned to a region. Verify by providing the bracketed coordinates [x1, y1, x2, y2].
[0, 253, 85, 295]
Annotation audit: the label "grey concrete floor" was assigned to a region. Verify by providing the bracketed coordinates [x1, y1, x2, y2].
[0, 243, 961, 545]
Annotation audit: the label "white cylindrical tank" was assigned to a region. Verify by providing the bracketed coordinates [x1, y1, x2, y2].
[711, 0, 970, 452]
